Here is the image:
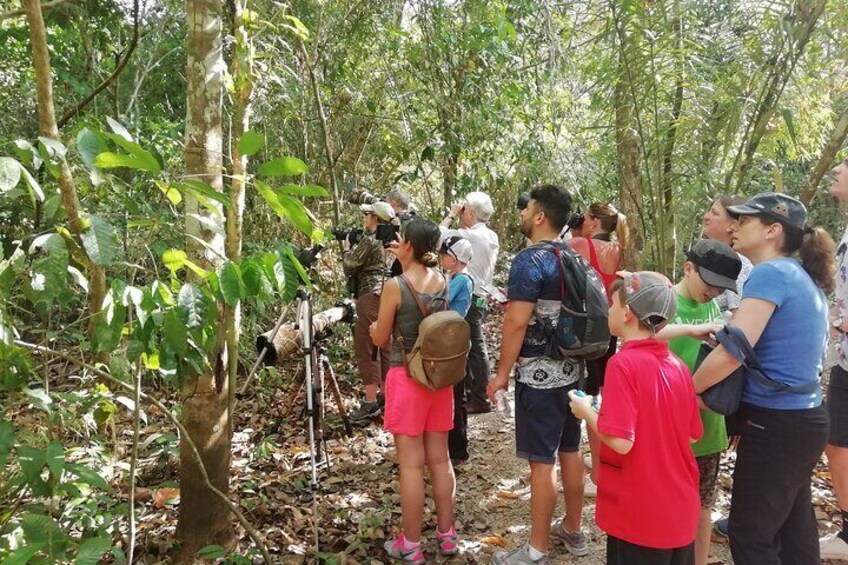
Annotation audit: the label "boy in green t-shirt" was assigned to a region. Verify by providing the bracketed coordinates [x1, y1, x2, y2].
[668, 239, 741, 565]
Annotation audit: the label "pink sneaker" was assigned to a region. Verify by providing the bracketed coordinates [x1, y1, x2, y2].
[437, 527, 459, 555]
[383, 534, 425, 564]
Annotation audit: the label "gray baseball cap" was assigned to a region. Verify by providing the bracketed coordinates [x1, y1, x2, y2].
[619, 271, 677, 333]
[726, 192, 807, 232]
[685, 239, 742, 291]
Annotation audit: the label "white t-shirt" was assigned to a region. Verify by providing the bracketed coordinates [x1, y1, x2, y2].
[440, 222, 499, 296]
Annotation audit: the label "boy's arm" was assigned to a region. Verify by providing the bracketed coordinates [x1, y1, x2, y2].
[570, 398, 634, 455]
[654, 322, 721, 342]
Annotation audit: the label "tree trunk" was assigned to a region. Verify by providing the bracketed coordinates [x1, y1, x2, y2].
[177, 0, 234, 560]
[24, 0, 107, 342]
[801, 104, 848, 206]
[613, 17, 643, 271]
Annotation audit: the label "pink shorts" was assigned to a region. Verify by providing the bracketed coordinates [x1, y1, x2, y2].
[383, 366, 454, 436]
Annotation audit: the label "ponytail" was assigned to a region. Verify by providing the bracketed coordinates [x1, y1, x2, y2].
[783, 226, 835, 293]
[615, 212, 629, 250]
[422, 251, 439, 267]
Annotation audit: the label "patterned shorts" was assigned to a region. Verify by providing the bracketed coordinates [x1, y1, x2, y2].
[696, 452, 721, 508]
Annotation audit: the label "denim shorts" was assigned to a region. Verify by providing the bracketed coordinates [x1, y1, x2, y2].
[514, 380, 582, 464]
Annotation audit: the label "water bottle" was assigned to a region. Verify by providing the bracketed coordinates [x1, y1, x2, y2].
[494, 389, 511, 420]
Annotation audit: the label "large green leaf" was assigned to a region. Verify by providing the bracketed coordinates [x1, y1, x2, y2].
[177, 284, 207, 329]
[80, 215, 118, 267]
[277, 194, 313, 237]
[218, 261, 245, 307]
[163, 309, 188, 356]
[21, 513, 67, 551]
[106, 116, 134, 142]
[16, 445, 45, 484]
[278, 183, 329, 198]
[0, 420, 14, 468]
[258, 156, 309, 177]
[0, 543, 45, 565]
[45, 440, 64, 479]
[75, 536, 113, 565]
[255, 181, 289, 218]
[76, 128, 108, 169]
[163, 249, 187, 274]
[179, 179, 229, 215]
[282, 245, 311, 288]
[94, 152, 157, 172]
[0, 157, 21, 193]
[238, 130, 265, 156]
[19, 166, 44, 202]
[66, 462, 110, 490]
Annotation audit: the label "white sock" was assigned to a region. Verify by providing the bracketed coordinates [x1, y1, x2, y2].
[527, 544, 546, 561]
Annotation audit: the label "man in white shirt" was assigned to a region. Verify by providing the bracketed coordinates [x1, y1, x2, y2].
[440, 191, 500, 415]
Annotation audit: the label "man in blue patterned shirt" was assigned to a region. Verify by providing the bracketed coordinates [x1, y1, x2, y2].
[488, 184, 588, 564]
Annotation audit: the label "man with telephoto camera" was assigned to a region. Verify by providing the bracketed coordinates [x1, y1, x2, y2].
[342, 200, 396, 422]
[440, 191, 500, 414]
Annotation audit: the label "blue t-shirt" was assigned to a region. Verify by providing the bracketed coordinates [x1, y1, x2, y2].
[741, 258, 826, 409]
[507, 241, 582, 389]
[448, 272, 473, 317]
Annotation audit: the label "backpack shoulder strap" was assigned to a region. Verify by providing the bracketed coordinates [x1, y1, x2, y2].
[398, 275, 429, 317]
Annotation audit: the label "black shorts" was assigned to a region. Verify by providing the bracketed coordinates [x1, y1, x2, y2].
[515, 381, 582, 464]
[696, 453, 720, 508]
[607, 535, 694, 565]
[827, 364, 848, 448]
[585, 336, 618, 396]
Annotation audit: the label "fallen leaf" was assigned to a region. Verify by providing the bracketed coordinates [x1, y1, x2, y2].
[481, 535, 507, 547]
[153, 487, 180, 508]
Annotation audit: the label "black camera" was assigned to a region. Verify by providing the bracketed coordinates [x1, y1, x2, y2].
[331, 227, 364, 245]
[517, 192, 531, 210]
[375, 223, 400, 247]
[295, 245, 324, 269]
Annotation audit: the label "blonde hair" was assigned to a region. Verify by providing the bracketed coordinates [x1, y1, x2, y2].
[588, 202, 629, 249]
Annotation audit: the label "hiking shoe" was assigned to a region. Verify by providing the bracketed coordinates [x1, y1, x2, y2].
[436, 527, 459, 555]
[583, 476, 597, 498]
[491, 542, 550, 564]
[820, 533, 848, 560]
[551, 519, 590, 556]
[350, 400, 381, 422]
[713, 517, 730, 539]
[384, 535, 425, 564]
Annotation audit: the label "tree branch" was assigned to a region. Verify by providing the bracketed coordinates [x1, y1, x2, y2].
[13, 340, 274, 565]
[0, 0, 73, 22]
[57, 0, 140, 129]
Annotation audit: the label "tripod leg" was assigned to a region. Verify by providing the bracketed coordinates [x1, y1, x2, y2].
[324, 356, 354, 437]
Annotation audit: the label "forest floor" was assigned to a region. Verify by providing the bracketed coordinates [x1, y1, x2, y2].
[119, 308, 847, 564]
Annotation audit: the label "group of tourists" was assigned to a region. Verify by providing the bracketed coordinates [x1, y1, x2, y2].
[338, 156, 848, 565]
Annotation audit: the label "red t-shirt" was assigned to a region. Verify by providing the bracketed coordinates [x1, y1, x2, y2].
[596, 338, 703, 549]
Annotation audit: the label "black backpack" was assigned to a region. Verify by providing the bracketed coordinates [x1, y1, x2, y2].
[542, 242, 611, 360]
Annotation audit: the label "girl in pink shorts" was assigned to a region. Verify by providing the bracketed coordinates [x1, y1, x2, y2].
[370, 218, 458, 563]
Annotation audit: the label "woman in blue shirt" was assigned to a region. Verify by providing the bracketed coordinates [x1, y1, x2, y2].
[692, 192, 835, 564]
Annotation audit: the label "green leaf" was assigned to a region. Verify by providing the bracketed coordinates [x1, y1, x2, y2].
[283, 245, 311, 288]
[0, 420, 14, 469]
[218, 261, 245, 306]
[21, 513, 67, 550]
[163, 249, 187, 274]
[66, 462, 110, 490]
[781, 108, 798, 149]
[17, 445, 45, 484]
[177, 284, 207, 329]
[278, 183, 329, 198]
[37, 136, 67, 161]
[106, 116, 134, 142]
[0, 543, 45, 565]
[76, 128, 108, 169]
[179, 179, 230, 214]
[0, 157, 21, 193]
[277, 194, 313, 237]
[155, 180, 182, 206]
[19, 166, 44, 202]
[163, 309, 188, 356]
[256, 181, 289, 218]
[258, 156, 309, 177]
[75, 536, 113, 565]
[93, 152, 155, 172]
[238, 131, 265, 156]
[45, 441, 64, 479]
[80, 215, 119, 267]
[240, 259, 271, 298]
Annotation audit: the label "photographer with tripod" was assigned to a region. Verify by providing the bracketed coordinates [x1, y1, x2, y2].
[343, 201, 396, 422]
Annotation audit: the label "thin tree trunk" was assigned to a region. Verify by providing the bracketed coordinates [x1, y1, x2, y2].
[301, 40, 340, 225]
[24, 0, 107, 338]
[614, 25, 644, 271]
[225, 0, 252, 427]
[177, 0, 234, 560]
[801, 105, 848, 206]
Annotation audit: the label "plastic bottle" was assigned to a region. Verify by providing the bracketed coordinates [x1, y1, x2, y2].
[494, 389, 512, 420]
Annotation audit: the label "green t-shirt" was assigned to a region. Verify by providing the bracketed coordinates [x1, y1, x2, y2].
[668, 293, 728, 457]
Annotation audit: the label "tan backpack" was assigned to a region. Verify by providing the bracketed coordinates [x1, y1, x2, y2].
[397, 275, 471, 391]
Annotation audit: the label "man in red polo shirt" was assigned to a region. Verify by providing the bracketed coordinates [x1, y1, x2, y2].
[570, 272, 702, 565]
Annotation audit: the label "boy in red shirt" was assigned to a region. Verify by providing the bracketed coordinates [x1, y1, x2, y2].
[570, 271, 703, 565]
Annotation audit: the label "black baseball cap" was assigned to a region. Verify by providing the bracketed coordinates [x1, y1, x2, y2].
[684, 239, 742, 291]
[726, 192, 807, 232]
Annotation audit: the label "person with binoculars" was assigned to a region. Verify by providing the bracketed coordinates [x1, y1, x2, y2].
[343, 200, 397, 423]
[440, 191, 500, 415]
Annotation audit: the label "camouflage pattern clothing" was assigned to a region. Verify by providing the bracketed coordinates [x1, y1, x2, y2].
[343, 231, 388, 297]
